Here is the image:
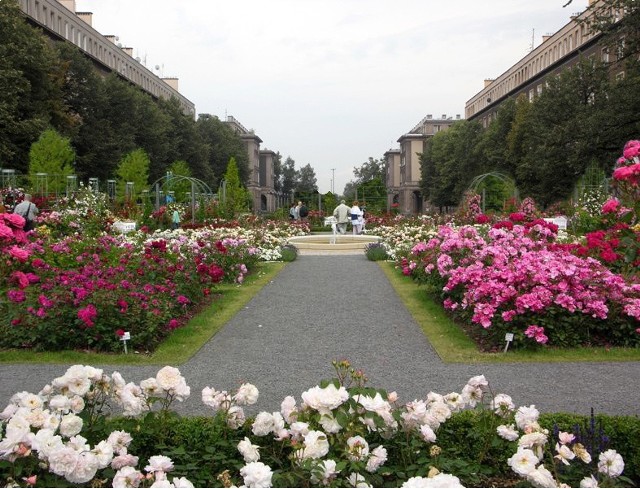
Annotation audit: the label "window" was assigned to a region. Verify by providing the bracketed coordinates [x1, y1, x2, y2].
[616, 71, 625, 81]
[528, 89, 534, 102]
[602, 47, 610, 63]
[537, 84, 543, 96]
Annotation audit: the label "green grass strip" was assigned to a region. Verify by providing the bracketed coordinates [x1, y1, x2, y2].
[0, 262, 286, 366]
[378, 261, 640, 364]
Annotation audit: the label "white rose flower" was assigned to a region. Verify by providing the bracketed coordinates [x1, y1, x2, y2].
[112, 465, 144, 487]
[515, 405, 540, 430]
[289, 421, 310, 441]
[233, 383, 259, 406]
[59, 414, 83, 437]
[202, 388, 231, 411]
[240, 461, 273, 488]
[252, 412, 276, 436]
[497, 424, 519, 442]
[580, 475, 599, 488]
[491, 394, 515, 415]
[598, 449, 624, 478]
[238, 437, 260, 463]
[69, 396, 85, 414]
[348, 472, 371, 487]
[172, 476, 194, 488]
[527, 465, 557, 488]
[140, 378, 165, 398]
[347, 436, 370, 462]
[310, 459, 339, 485]
[573, 443, 592, 463]
[226, 406, 245, 429]
[150, 480, 173, 488]
[107, 430, 133, 455]
[420, 424, 437, 443]
[48, 446, 81, 478]
[555, 442, 576, 465]
[366, 445, 388, 473]
[145, 455, 174, 473]
[19, 393, 43, 410]
[49, 395, 71, 414]
[280, 395, 297, 424]
[402, 474, 463, 487]
[111, 453, 139, 470]
[461, 384, 483, 407]
[466, 375, 488, 388]
[508, 448, 539, 476]
[302, 430, 330, 460]
[155, 367, 185, 391]
[428, 401, 452, 423]
[301, 384, 349, 415]
[65, 451, 99, 484]
[519, 432, 548, 458]
[443, 392, 465, 412]
[319, 413, 342, 434]
[92, 440, 114, 469]
[32, 429, 63, 457]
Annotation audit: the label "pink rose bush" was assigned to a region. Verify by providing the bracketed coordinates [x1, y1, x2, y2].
[398, 223, 640, 349]
[0, 362, 631, 487]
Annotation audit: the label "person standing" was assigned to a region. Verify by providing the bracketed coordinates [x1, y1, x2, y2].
[13, 194, 38, 231]
[290, 202, 300, 220]
[298, 201, 309, 220]
[333, 199, 350, 234]
[171, 209, 181, 230]
[350, 200, 363, 235]
[289, 202, 297, 220]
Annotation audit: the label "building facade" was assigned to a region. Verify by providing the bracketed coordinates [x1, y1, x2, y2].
[18, 0, 195, 117]
[386, 114, 462, 214]
[224, 116, 277, 213]
[465, 0, 625, 126]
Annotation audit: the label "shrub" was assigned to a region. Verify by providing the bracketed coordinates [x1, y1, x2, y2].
[279, 244, 298, 262]
[365, 242, 388, 261]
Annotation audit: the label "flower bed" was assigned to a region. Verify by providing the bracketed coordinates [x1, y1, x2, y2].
[1, 212, 306, 353]
[0, 362, 636, 488]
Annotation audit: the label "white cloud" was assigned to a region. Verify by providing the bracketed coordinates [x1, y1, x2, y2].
[76, 0, 587, 194]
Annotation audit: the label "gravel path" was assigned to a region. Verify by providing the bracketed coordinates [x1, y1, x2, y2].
[1, 255, 639, 417]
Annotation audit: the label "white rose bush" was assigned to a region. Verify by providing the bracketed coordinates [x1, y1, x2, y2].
[1, 360, 636, 487]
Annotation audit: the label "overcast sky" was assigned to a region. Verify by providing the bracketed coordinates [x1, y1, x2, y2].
[76, 0, 588, 194]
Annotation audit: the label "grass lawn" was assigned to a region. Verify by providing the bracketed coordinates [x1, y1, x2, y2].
[0, 262, 286, 366]
[378, 261, 640, 364]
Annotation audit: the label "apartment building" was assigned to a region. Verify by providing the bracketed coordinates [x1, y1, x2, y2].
[465, 0, 626, 126]
[385, 114, 462, 214]
[18, 0, 195, 117]
[224, 116, 277, 213]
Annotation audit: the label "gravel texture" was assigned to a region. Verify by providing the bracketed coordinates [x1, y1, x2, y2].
[1, 255, 639, 417]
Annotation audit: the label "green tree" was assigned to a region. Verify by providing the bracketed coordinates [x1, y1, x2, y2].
[281, 156, 298, 198]
[516, 59, 611, 205]
[166, 160, 193, 202]
[116, 149, 150, 202]
[0, 0, 55, 172]
[296, 163, 318, 194]
[272, 151, 283, 193]
[222, 157, 250, 216]
[28, 129, 75, 195]
[420, 120, 484, 209]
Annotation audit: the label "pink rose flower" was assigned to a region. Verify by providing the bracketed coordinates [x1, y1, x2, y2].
[601, 198, 620, 214]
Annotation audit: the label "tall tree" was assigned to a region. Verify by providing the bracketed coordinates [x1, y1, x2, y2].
[115, 148, 150, 202]
[296, 163, 318, 194]
[0, 0, 55, 172]
[222, 157, 250, 216]
[28, 129, 75, 194]
[272, 151, 283, 192]
[281, 156, 298, 198]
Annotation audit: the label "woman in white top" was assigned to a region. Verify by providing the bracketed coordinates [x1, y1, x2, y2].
[350, 201, 363, 235]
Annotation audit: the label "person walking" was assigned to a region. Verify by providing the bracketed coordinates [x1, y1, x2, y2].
[350, 200, 363, 235]
[332, 199, 350, 234]
[13, 194, 38, 232]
